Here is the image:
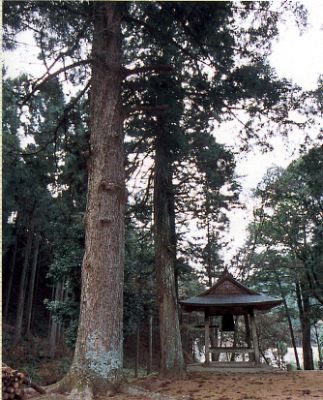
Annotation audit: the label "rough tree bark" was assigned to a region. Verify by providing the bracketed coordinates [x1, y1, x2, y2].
[66, 2, 125, 397]
[154, 121, 185, 379]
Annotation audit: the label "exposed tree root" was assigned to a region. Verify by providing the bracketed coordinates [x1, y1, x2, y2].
[37, 372, 190, 400]
[66, 385, 94, 400]
[38, 381, 191, 400]
[26, 394, 66, 400]
[34, 383, 189, 400]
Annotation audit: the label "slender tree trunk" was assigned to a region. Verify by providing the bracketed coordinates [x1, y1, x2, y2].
[49, 281, 61, 358]
[295, 281, 314, 370]
[284, 302, 301, 369]
[205, 213, 219, 361]
[49, 319, 58, 358]
[48, 285, 55, 339]
[314, 322, 322, 366]
[301, 288, 314, 370]
[154, 122, 185, 379]
[59, 282, 70, 347]
[147, 313, 153, 375]
[26, 234, 41, 337]
[135, 322, 140, 378]
[205, 203, 213, 289]
[68, 2, 125, 395]
[56, 279, 65, 347]
[32, 252, 41, 329]
[275, 272, 301, 369]
[4, 236, 18, 321]
[13, 219, 34, 345]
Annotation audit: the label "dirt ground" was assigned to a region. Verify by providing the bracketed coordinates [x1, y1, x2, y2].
[29, 370, 323, 400]
[125, 370, 323, 400]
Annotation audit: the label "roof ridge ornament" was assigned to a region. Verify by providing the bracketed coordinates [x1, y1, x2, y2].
[222, 267, 232, 276]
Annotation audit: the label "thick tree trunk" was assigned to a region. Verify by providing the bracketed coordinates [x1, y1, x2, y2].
[26, 233, 41, 337]
[154, 125, 185, 379]
[68, 2, 125, 396]
[13, 219, 35, 345]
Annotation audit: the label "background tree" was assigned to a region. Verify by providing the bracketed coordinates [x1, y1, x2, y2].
[234, 146, 323, 369]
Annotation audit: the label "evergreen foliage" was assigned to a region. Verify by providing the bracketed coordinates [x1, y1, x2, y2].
[235, 146, 323, 369]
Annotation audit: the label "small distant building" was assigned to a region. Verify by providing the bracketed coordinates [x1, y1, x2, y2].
[180, 269, 283, 366]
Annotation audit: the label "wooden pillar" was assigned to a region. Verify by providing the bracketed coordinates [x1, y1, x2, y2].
[244, 313, 254, 362]
[244, 314, 251, 346]
[213, 324, 219, 361]
[249, 309, 260, 364]
[214, 325, 218, 347]
[204, 312, 210, 365]
[210, 317, 218, 362]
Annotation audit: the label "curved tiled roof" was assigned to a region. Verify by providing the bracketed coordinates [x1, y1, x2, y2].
[180, 270, 283, 314]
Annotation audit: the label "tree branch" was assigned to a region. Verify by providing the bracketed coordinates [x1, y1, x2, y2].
[34, 21, 91, 89]
[123, 64, 173, 78]
[126, 104, 169, 118]
[7, 81, 91, 158]
[21, 59, 92, 105]
[125, 15, 210, 67]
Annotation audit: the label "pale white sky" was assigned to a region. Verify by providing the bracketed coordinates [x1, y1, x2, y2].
[220, 0, 323, 260]
[270, 0, 323, 91]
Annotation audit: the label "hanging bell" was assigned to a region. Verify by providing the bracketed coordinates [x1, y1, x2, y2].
[222, 315, 235, 331]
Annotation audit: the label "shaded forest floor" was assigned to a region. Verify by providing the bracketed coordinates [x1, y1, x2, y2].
[25, 370, 323, 400]
[2, 325, 73, 386]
